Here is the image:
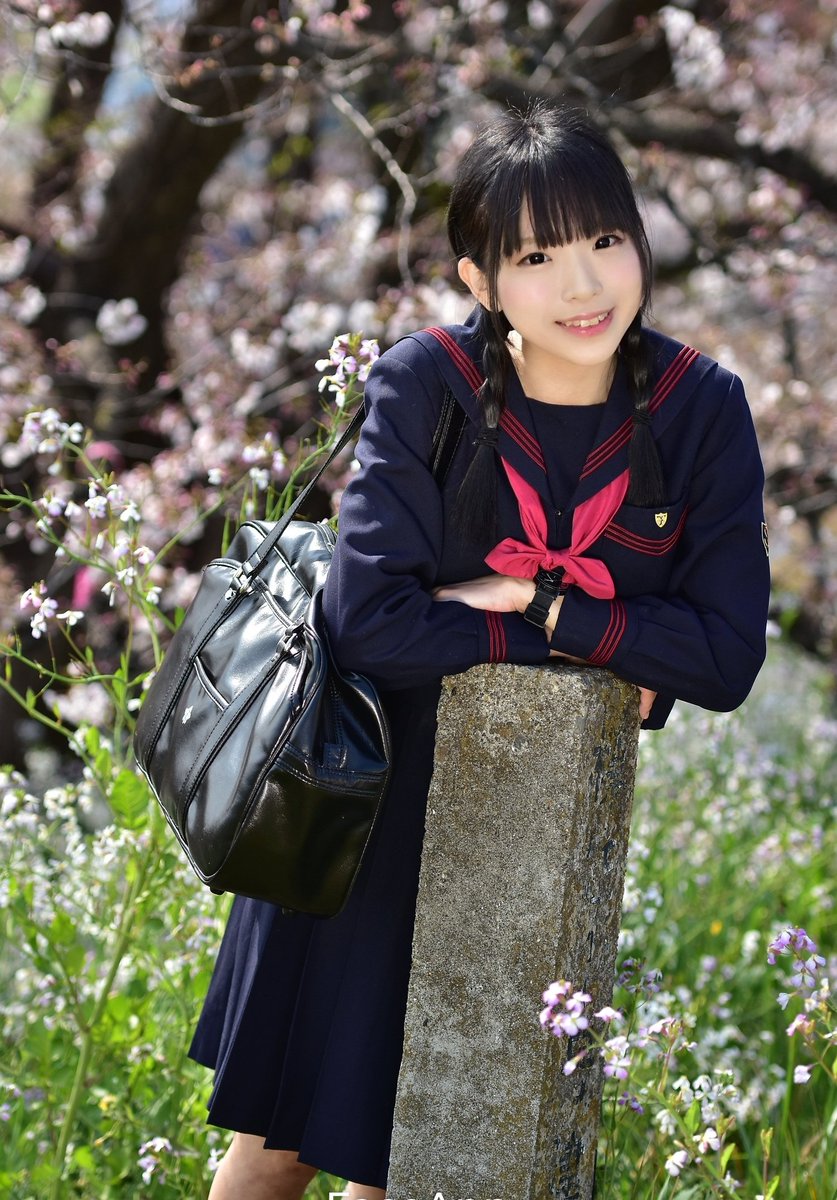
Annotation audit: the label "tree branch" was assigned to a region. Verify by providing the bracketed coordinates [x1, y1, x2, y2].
[482, 74, 837, 214]
[30, 0, 125, 209]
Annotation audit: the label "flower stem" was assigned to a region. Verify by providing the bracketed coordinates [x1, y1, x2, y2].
[48, 851, 150, 1198]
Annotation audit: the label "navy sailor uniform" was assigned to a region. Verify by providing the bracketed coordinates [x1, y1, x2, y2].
[189, 308, 770, 1186]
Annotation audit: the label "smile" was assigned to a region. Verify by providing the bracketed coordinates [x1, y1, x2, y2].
[559, 311, 611, 330]
[554, 312, 613, 336]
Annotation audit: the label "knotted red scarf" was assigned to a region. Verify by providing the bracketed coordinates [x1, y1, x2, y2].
[485, 460, 629, 599]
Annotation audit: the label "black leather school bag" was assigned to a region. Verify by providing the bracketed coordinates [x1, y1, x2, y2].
[133, 394, 466, 918]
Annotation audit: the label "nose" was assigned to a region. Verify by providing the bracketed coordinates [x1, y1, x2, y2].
[561, 247, 602, 302]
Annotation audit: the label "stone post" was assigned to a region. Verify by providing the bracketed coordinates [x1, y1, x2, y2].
[387, 663, 641, 1200]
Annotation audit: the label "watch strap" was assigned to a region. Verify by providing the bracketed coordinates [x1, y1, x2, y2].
[523, 567, 568, 628]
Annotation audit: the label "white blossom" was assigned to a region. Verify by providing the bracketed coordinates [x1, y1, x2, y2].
[50, 12, 112, 48]
[0, 237, 30, 283]
[96, 298, 147, 346]
[660, 6, 726, 91]
[14, 286, 47, 324]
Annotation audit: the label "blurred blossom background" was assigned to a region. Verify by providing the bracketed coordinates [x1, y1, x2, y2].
[0, 2, 835, 1197]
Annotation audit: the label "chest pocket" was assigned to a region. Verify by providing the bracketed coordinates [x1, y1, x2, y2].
[591, 494, 689, 596]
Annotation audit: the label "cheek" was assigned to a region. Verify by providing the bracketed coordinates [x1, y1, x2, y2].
[497, 274, 544, 315]
[617, 247, 645, 304]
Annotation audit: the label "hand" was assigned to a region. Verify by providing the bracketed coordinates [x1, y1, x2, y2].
[432, 574, 535, 613]
[434, 577, 656, 718]
[433, 573, 563, 640]
[552, 649, 657, 720]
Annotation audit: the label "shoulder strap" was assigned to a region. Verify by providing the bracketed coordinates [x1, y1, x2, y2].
[231, 384, 468, 598]
[430, 386, 468, 486]
[227, 406, 365, 597]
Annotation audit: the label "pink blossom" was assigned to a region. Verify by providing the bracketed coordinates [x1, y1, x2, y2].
[594, 1005, 622, 1024]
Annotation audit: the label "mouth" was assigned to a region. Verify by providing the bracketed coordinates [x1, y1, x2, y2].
[558, 310, 613, 332]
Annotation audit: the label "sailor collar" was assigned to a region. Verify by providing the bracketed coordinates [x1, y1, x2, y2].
[407, 309, 711, 513]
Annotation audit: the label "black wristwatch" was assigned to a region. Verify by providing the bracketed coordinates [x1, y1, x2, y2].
[523, 567, 568, 628]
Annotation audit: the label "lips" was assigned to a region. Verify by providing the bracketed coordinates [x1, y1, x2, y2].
[557, 309, 614, 335]
[559, 311, 611, 329]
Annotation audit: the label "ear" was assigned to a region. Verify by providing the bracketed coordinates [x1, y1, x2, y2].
[457, 257, 491, 309]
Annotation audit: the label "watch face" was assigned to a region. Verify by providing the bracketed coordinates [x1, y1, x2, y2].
[535, 565, 565, 595]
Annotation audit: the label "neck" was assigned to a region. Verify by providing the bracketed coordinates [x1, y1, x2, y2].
[509, 342, 615, 407]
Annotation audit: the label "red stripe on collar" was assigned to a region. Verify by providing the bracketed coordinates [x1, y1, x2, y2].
[425, 327, 547, 470]
[580, 345, 699, 480]
[424, 327, 699, 483]
[499, 409, 546, 470]
[425, 327, 483, 393]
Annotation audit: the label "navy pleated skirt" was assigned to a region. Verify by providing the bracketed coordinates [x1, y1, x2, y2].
[188, 681, 442, 1188]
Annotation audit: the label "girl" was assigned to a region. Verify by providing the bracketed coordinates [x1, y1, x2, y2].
[191, 103, 770, 1200]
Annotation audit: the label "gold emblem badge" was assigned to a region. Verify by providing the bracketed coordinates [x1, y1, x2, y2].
[655, 512, 668, 528]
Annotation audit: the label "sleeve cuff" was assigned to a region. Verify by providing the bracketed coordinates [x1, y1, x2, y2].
[550, 589, 637, 666]
[478, 610, 552, 665]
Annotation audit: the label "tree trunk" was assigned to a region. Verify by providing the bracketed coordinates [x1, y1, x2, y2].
[35, 0, 294, 395]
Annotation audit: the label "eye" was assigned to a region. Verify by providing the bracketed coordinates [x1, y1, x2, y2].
[518, 250, 549, 266]
[594, 233, 624, 250]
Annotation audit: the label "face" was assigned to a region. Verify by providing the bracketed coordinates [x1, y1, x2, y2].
[459, 211, 644, 386]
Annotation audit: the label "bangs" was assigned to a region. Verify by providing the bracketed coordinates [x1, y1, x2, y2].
[448, 102, 653, 311]
[489, 147, 645, 264]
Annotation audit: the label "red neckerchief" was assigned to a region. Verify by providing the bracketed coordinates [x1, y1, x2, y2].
[485, 459, 629, 599]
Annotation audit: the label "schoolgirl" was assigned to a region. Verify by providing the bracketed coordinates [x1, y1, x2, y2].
[191, 103, 770, 1200]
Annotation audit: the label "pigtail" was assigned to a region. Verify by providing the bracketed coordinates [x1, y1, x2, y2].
[453, 307, 510, 543]
[622, 315, 666, 506]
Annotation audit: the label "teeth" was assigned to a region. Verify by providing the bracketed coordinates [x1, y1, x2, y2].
[563, 313, 608, 328]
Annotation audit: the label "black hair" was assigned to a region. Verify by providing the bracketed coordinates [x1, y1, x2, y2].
[447, 101, 664, 541]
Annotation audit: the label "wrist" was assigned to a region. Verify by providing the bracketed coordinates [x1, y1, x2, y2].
[518, 579, 537, 613]
[523, 567, 568, 629]
[544, 595, 564, 639]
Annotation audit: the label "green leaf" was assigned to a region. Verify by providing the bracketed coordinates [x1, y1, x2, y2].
[72, 1144, 96, 1172]
[684, 1098, 701, 1134]
[94, 745, 112, 780]
[49, 908, 76, 947]
[30, 1159, 60, 1188]
[64, 943, 87, 976]
[106, 993, 133, 1024]
[720, 1143, 735, 1172]
[110, 768, 150, 830]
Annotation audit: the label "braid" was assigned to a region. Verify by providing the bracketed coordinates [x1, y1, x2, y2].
[622, 316, 666, 506]
[453, 307, 510, 542]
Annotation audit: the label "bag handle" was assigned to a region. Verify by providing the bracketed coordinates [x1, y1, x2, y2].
[225, 385, 466, 601]
[226, 406, 365, 599]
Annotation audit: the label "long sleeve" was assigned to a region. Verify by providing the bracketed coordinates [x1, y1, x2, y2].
[322, 349, 550, 690]
[550, 373, 770, 727]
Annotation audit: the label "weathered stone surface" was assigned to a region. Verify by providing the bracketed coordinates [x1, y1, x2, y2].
[387, 663, 640, 1200]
